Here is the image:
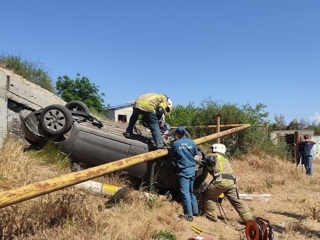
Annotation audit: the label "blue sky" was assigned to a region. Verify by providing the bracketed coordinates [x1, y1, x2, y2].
[1, 1, 320, 125]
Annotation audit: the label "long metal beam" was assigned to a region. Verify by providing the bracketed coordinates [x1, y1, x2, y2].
[193, 124, 250, 145]
[171, 124, 244, 129]
[171, 123, 265, 129]
[0, 123, 250, 209]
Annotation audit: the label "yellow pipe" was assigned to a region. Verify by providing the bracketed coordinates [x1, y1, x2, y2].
[0, 123, 250, 208]
[74, 181, 121, 195]
[74, 181, 168, 201]
[193, 123, 250, 145]
[171, 123, 264, 129]
[171, 124, 244, 129]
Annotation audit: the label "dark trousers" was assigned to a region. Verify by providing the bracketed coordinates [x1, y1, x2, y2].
[126, 108, 164, 148]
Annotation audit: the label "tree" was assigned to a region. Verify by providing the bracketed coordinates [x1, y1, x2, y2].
[287, 118, 300, 130]
[166, 102, 199, 126]
[309, 123, 320, 135]
[167, 99, 271, 156]
[274, 114, 286, 130]
[56, 73, 105, 112]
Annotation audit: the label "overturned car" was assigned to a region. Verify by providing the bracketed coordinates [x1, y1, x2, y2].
[20, 101, 206, 196]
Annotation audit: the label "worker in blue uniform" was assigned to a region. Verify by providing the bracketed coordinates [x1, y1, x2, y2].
[170, 126, 199, 221]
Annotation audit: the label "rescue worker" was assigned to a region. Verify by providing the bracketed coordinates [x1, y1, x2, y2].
[302, 134, 316, 175]
[123, 93, 173, 149]
[170, 126, 199, 221]
[201, 144, 252, 223]
[158, 117, 170, 136]
[158, 117, 171, 146]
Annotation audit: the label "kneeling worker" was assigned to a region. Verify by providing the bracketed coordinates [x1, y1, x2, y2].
[201, 144, 252, 223]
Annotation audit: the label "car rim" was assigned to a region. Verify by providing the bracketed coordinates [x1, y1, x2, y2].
[43, 108, 67, 132]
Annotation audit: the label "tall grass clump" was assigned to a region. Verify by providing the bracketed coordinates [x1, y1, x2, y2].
[0, 53, 54, 92]
[26, 143, 71, 170]
[152, 230, 177, 240]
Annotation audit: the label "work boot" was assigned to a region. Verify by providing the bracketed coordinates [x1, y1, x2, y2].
[157, 145, 167, 149]
[184, 215, 193, 221]
[178, 214, 193, 222]
[240, 217, 253, 225]
[205, 211, 218, 222]
[193, 212, 201, 217]
[123, 132, 131, 138]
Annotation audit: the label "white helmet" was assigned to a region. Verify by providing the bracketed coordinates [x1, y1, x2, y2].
[211, 144, 226, 154]
[166, 98, 173, 113]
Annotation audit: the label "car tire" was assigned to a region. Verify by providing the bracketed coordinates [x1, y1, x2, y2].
[39, 104, 74, 137]
[65, 100, 90, 114]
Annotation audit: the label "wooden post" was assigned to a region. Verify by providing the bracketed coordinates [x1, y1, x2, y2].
[294, 131, 299, 164]
[216, 113, 221, 143]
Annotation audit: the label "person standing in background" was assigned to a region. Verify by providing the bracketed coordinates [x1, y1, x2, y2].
[302, 134, 316, 175]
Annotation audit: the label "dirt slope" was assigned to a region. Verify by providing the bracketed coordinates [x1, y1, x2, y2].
[179, 158, 320, 240]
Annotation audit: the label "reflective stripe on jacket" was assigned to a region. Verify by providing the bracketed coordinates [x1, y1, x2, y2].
[134, 93, 169, 113]
[207, 153, 235, 186]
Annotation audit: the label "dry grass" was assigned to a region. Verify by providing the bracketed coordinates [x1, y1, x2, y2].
[1, 138, 320, 240]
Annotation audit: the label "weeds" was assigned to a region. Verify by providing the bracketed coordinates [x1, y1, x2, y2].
[152, 230, 177, 240]
[245, 186, 254, 193]
[265, 180, 273, 189]
[26, 143, 71, 170]
[0, 53, 54, 92]
[302, 197, 320, 221]
[143, 164, 164, 209]
[1, 138, 320, 239]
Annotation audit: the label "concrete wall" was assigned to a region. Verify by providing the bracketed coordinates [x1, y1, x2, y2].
[0, 71, 8, 146]
[312, 136, 320, 161]
[0, 67, 65, 147]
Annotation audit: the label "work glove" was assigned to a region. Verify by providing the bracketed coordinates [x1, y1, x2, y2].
[156, 107, 164, 119]
[194, 154, 202, 163]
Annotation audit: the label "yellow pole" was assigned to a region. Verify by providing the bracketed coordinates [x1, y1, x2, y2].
[193, 123, 250, 145]
[171, 123, 244, 129]
[74, 181, 121, 195]
[0, 124, 250, 209]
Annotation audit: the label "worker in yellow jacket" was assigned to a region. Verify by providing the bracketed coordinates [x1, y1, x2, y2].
[123, 93, 173, 149]
[200, 144, 252, 223]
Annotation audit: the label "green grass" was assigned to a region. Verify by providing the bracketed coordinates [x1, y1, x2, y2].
[27, 143, 71, 170]
[0, 53, 54, 92]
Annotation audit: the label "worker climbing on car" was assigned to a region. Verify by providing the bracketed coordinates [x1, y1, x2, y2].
[197, 143, 252, 223]
[123, 93, 173, 149]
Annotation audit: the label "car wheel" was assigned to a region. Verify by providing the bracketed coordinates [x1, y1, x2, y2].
[39, 104, 74, 137]
[65, 100, 90, 114]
